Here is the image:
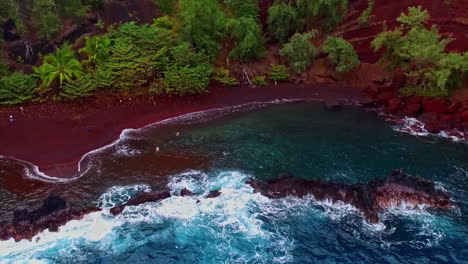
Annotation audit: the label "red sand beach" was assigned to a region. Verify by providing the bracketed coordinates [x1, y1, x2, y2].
[0, 84, 363, 178]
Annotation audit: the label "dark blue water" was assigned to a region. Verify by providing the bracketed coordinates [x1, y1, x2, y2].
[0, 102, 467, 263]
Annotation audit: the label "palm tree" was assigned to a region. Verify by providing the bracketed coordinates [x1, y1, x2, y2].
[33, 43, 83, 88]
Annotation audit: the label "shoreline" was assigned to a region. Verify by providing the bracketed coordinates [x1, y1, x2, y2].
[0, 84, 364, 178]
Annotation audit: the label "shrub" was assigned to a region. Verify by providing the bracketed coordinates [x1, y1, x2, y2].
[33, 44, 83, 88]
[57, 0, 88, 20]
[296, 0, 348, 29]
[267, 3, 299, 43]
[58, 74, 97, 100]
[372, 6, 468, 97]
[154, 0, 177, 15]
[252, 76, 268, 86]
[280, 31, 316, 74]
[83, 0, 104, 9]
[214, 68, 239, 86]
[224, 0, 259, 18]
[268, 64, 290, 85]
[323, 36, 359, 73]
[229, 17, 265, 61]
[179, 0, 227, 60]
[33, 0, 61, 40]
[79, 35, 112, 67]
[162, 64, 213, 95]
[94, 22, 172, 90]
[155, 42, 214, 95]
[359, 0, 374, 25]
[0, 73, 37, 104]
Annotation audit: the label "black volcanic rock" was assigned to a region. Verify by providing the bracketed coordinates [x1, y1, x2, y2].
[0, 195, 101, 242]
[110, 190, 171, 215]
[206, 190, 222, 198]
[180, 188, 195, 197]
[247, 170, 453, 223]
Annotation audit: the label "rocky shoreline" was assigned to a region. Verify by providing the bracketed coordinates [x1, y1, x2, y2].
[0, 170, 454, 242]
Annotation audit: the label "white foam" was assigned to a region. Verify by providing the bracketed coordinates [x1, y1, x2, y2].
[0, 99, 302, 183]
[394, 117, 466, 143]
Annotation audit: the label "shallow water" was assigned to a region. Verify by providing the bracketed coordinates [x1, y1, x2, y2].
[0, 102, 467, 263]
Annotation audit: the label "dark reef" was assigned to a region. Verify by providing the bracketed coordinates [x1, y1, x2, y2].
[247, 169, 453, 223]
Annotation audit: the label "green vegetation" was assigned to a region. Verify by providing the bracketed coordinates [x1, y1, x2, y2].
[0, 1, 466, 105]
[154, 0, 177, 15]
[252, 76, 268, 86]
[32, 0, 61, 40]
[59, 74, 97, 100]
[296, 0, 349, 29]
[229, 17, 265, 61]
[214, 68, 239, 86]
[280, 32, 316, 74]
[224, 0, 259, 18]
[372, 6, 468, 97]
[33, 44, 83, 89]
[0, 73, 37, 104]
[267, 3, 299, 43]
[79, 36, 112, 67]
[179, 0, 227, 60]
[268, 64, 290, 85]
[323, 36, 359, 73]
[359, 0, 374, 25]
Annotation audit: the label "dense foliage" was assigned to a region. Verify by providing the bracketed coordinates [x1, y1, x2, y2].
[154, 0, 177, 15]
[229, 17, 265, 61]
[267, 3, 299, 43]
[214, 68, 238, 86]
[80, 36, 112, 67]
[296, 0, 349, 29]
[280, 32, 316, 74]
[224, 0, 259, 18]
[323, 37, 359, 73]
[32, 0, 61, 39]
[33, 44, 83, 88]
[372, 6, 468, 97]
[0, 72, 37, 104]
[179, 0, 227, 60]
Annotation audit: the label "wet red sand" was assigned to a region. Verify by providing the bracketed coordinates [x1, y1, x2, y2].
[0, 84, 363, 178]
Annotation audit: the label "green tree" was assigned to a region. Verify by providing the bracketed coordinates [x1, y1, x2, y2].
[359, 0, 374, 25]
[179, 0, 227, 60]
[214, 67, 238, 86]
[158, 42, 214, 95]
[296, 0, 348, 29]
[267, 3, 299, 43]
[229, 17, 265, 61]
[59, 73, 97, 100]
[372, 6, 468, 97]
[0, 0, 28, 35]
[280, 31, 316, 74]
[79, 35, 112, 67]
[268, 64, 290, 85]
[33, 44, 83, 88]
[323, 36, 359, 73]
[224, 0, 259, 18]
[57, 0, 88, 20]
[154, 0, 177, 15]
[32, 0, 60, 40]
[0, 72, 37, 104]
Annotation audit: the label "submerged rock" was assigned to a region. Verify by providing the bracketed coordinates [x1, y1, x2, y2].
[247, 170, 453, 223]
[110, 190, 171, 215]
[324, 100, 342, 111]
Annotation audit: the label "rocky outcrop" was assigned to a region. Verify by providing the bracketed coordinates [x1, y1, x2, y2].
[0, 195, 101, 242]
[362, 86, 468, 139]
[247, 169, 452, 223]
[109, 189, 171, 215]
